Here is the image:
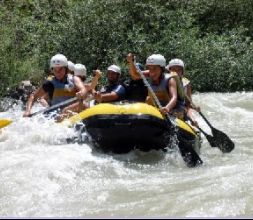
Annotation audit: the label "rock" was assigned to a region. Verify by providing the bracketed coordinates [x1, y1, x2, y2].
[8, 80, 37, 103]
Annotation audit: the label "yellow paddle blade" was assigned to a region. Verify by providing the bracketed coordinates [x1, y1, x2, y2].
[0, 119, 12, 129]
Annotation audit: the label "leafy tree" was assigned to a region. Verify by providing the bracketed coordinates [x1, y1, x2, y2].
[1, 0, 253, 97]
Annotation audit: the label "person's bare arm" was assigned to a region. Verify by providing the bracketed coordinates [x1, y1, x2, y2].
[127, 53, 141, 80]
[85, 70, 102, 92]
[100, 92, 119, 102]
[161, 78, 177, 113]
[74, 76, 88, 99]
[23, 87, 48, 117]
[127, 53, 149, 79]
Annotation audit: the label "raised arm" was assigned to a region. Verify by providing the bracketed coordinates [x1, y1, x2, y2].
[86, 70, 102, 92]
[127, 53, 142, 80]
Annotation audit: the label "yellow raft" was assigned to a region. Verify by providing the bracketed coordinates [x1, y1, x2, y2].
[66, 102, 201, 154]
[0, 119, 12, 129]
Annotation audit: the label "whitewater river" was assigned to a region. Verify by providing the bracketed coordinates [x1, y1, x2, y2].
[0, 92, 252, 218]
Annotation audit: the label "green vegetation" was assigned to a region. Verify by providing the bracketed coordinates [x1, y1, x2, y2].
[1, 0, 253, 96]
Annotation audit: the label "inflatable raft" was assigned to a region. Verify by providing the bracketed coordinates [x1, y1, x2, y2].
[0, 119, 12, 129]
[66, 102, 201, 154]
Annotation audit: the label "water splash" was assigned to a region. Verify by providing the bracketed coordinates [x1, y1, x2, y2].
[0, 93, 252, 217]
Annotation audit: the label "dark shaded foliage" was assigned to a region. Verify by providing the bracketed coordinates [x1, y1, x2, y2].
[1, 0, 253, 96]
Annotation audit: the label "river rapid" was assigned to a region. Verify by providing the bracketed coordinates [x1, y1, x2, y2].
[0, 92, 252, 218]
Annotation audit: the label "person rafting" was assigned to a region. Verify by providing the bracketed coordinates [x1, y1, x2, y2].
[127, 53, 185, 118]
[23, 53, 87, 118]
[166, 58, 201, 127]
[59, 63, 102, 119]
[36, 60, 81, 108]
[93, 64, 126, 103]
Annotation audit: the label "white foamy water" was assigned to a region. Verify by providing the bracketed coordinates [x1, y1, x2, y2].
[0, 92, 253, 218]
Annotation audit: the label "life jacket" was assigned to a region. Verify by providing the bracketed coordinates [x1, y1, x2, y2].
[182, 76, 190, 87]
[181, 76, 194, 111]
[182, 76, 190, 94]
[169, 72, 185, 101]
[48, 74, 76, 105]
[147, 73, 186, 119]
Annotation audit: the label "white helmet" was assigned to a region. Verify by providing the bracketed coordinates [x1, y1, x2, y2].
[68, 61, 75, 72]
[166, 58, 185, 70]
[107, 64, 121, 75]
[74, 64, 87, 77]
[50, 54, 68, 68]
[146, 54, 166, 67]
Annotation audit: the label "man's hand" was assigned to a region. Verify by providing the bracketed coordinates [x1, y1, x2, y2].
[160, 106, 171, 114]
[93, 69, 102, 79]
[191, 120, 199, 128]
[93, 91, 102, 103]
[193, 105, 201, 112]
[127, 53, 135, 64]
[76, 89, 87, 100]
[23, 110, 31, 117]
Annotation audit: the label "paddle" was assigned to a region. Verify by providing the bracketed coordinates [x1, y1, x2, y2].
[0, 119, 12, 129]
[198, 111, 234, 153]
[1, 70, 102, 127]
[134, 64, 203, 167]
[185, 95, 235, 153]
[0, 98, 78, 128]
[28, 96, 78, 117]
[30, 70, 102, 117]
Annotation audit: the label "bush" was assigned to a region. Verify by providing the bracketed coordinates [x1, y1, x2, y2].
[1, 0, 253, 97]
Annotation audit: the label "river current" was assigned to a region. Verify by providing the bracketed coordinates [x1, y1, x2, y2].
[0, 92, 252, 218]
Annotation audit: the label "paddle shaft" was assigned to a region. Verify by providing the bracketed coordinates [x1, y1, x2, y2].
[186, 116, 205, 134]
[134, 62, 175, 128]
[29, 96, 78, 117]
[185, 93, 221, 133]
[29, 71, 102, 118]
[185, 92, 235, 152]
[185, 94, 212, 128]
